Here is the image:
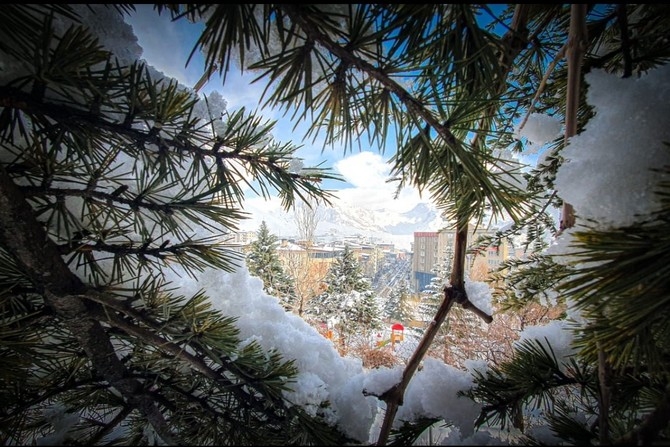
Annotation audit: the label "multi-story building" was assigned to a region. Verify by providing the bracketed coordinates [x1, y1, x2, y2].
[225, 230, 257, 245]
[220, 230, 257, 254]
[411, 232, 441, 292]
[411, 226, 515, 291]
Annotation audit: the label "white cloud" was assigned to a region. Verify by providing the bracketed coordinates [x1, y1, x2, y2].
[335, 152, 389, 187]
[334, 152, 428, 213]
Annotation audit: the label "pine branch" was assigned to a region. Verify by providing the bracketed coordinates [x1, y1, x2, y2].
[19, 184, 246, 218]
[279, 5, 532, 226]
[464, 338, 591, 432]
[4, 375, 103, 422]
[0, 166, 179, 444]
[517, 44, 567, 131]
[0, 84, 338, 208]
[615, 383, 670, 445]
[1, 163, 345, 444]
[86, 405, 133, 445]
[82, 294, 292, 423]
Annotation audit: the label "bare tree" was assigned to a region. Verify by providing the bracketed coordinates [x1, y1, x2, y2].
[292, 197, 324, 246]
[281, 248, 329, 317]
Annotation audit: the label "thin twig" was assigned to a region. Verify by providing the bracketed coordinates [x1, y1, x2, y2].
[372, 224, 494, 445]
[558, 4, 588, 233]
[517, 43, 567, 132]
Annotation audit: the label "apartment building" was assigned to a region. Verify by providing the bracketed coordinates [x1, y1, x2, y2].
[411, 227, 514, 292]
[411, 232, 441, 292]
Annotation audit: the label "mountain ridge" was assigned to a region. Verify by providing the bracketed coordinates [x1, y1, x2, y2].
[239, 200, 445, 250]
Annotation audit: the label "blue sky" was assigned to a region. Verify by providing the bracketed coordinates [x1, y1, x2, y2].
[122, 5, 435, 218]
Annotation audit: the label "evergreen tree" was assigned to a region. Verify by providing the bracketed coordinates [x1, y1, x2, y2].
[383, 279, 415, 324]
[324, 245, 370, 295]
[305, 245, 382, 352]
[343, 289, 383, 340]
[246, 220, 296, 312]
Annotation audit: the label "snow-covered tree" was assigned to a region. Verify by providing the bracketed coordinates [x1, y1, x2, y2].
[383, 279, 415, 324]
[246, 220, 297, 311]
[305, 245, 382, 353]
[324, 245, 370, 296]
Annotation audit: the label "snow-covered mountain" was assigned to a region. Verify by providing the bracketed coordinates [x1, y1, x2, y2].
[238, 199, 445, 250]
[320, 202, 441, 235]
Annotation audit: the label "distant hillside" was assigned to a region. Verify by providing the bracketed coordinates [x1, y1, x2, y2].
[239, 199, 445, 250]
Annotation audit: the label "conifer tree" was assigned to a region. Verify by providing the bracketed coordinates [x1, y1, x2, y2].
[383, 279, 415, 324]
[324, 245, 370, 295]
[246, 220, 297, 311]
[305, 245, 382, 352]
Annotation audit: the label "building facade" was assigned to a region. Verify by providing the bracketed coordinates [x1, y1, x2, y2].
[411, 232, 440, 292]
[411, 226, 515, 292]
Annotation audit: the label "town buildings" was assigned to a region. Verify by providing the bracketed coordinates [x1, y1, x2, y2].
[227, 225, 517, 302]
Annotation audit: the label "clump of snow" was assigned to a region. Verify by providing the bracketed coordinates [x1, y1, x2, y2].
[464, 278, 494, 315]
[81, 5, 143, 65]
[200, 90, 228, 116]
[515, 113, 563, 152]
[545, 67, 670, 337]
[463, 358, 489, 376]
[169, 264, 379, 442]
[362, 366, 403, 397]
[515, 320, 576, 373]
[553, 66, 670, 231]
[51, 5, 143, 67]
[397, 358, 481, 438]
